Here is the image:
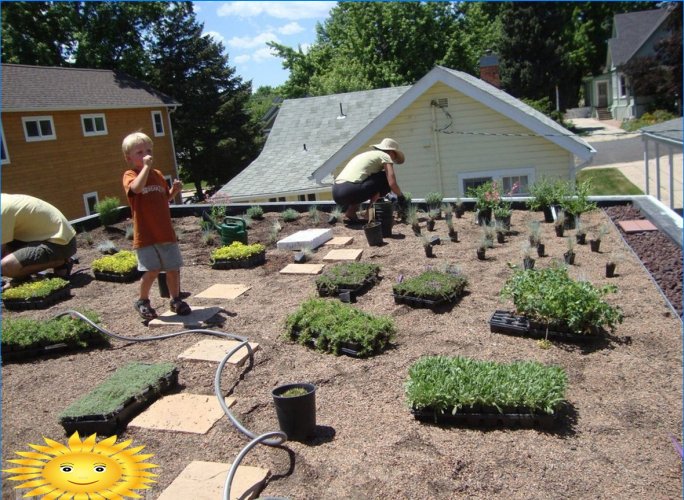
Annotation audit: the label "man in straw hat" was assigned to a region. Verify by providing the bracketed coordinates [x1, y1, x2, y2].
[332, 138, 409, 222]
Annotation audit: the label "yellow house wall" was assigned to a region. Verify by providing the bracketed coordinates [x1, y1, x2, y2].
[332, 82, 573, 199]
[2, 108, 177, 220]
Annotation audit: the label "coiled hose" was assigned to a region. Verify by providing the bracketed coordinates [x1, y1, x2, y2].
[53, 310, 289, 500]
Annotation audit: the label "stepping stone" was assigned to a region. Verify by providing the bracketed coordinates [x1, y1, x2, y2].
[276, 228, 333, 250]
[195, 284, 251, 300]
[178, 339, 260, 366]
[324, 236, 354, 246]
[148, 306, 223, 328]
[618, 219, 658, 233]
[323, 248, 363, 261]
[157, 461, 269, 500]
[129, 393, 235, 434]
[280, 263, 325, 274]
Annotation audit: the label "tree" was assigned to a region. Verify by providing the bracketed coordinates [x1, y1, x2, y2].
[148, 3, 259, 198]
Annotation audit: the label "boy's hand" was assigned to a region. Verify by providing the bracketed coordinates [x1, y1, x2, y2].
[143, 155, 153, 168]
[170, 179, 183, 196]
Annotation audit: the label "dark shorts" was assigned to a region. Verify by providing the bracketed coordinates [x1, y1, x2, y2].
[8, 237, 77, 267]
[332, 171, 391, 207]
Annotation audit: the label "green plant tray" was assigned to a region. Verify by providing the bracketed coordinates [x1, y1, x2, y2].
[411, 405, 557, 429]
[211, 251, 266, 270]
[2, 331, 108, 363]
[59, 368, 178, 436]
[93, 269, 143, 283]
[393, 292, 457, 309]
[316, 277, 376, 298]
[289, 329, 381, 358]
[2, 286, 71, 311]
[489, 310, 601, 343]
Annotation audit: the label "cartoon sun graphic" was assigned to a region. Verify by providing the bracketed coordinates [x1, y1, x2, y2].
[3, 432, 158, 499]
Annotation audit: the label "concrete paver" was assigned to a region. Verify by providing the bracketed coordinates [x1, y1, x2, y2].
[178, 339, 260, 365]
[129, 393, 234, 434]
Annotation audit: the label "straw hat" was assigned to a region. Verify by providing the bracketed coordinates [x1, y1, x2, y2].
[372, 138, 405, 164]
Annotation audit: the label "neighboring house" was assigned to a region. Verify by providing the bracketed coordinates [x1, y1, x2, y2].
[640, 118, 683, 210]
[215, 65, 595, 203]
[1, 64, 180, 220]
[583, 8, 673, 121]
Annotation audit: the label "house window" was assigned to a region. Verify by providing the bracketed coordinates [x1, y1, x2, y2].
[81, 114, 108, 136]
[1, 126, 9, 165]
[462, 176, 493, 195]
[307, 194, 316, 201]
[22, 116, 56, 142]
[83, 192, 99, 216]
[298, 194, 306, 202]
[502, 175, 529, 195]
[459, 168, 534, 197]
[620, 75, 628, 97]
[151, 111, 165, 137]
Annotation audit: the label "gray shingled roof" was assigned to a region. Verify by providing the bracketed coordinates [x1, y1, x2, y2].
[2, 64, 178, 112]
[608, 8, 670, 67]
[641, 118, 683, 145]
[216, 86, 409, 200]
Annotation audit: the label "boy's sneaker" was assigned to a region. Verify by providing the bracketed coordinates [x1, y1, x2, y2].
[170, 298, 192, 316]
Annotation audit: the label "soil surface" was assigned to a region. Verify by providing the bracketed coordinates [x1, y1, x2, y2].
[2, 204, 682, 500]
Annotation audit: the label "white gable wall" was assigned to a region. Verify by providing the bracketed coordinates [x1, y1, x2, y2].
[331, 82, 573, 199]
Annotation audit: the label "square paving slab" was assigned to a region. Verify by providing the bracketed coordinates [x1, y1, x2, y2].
[195, 283, 251, 300]
[324, 236, 354, 246]
[617, 219, 658, 233]
[276, 228, 333, 250]
[178, 339, 260, 365]
[279, 263, 325, 274]
[322, 248, 363, 261]
[157, 461, 268, 500]
[129, 393, 235, 434]
[148, 306, 223, 328]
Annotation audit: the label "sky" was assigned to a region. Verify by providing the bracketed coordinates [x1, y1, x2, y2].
[193, 1, 336, 91]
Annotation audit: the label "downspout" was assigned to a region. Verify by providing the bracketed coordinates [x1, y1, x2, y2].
[167, 106, 181, 203]
[430, 103, 445, 193]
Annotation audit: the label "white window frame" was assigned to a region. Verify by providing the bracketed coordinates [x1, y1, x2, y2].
[22, 115, 56, 142]
[83, 191, 99, 216]
[1, 126, 9, 165]
[151, 111, 165, 137]
[619, 75, 628, 98]
[457, 167, 536, 197]
[81, 113, 108, 137]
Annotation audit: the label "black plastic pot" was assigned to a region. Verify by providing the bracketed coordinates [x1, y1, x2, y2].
[576, 233, 587, 245]
[363, 221, 384, 246]
[564, 213, 576, 230]
[424, 245, 434, 257]
[448, 229, 458, 242]
[542, 206, 554, 223]
[564, 251, 576, 265]
[590, 239, 601, 252]
[606, 262, 616, 278]
[426, 219, 436, 231]
[523, 257, 535, 270]
[372, 201, 394, 237]
[536, 243, 545, 258]
[272, 382, 316, 441]
[477, 208, 492, 226]
[496, 232, 505, 244]
[476, 248, 486, 260]
[554, 225, 564, 237]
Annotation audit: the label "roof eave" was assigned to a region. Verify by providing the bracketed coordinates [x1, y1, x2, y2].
[2, 103, 181, 113]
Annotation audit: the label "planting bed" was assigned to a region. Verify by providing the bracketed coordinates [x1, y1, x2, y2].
[1, 204, 681, 499]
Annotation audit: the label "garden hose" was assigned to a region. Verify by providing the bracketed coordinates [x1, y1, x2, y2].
[52, 310, 289, 500]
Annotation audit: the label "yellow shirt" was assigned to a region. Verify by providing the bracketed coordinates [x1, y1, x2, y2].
[1, 194, 76, 245]
[335, 150, 392, 183]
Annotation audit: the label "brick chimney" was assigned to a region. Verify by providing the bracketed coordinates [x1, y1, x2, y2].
[479, 51, 500, 88]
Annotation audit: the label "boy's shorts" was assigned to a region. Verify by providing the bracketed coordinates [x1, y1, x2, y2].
[8, 238, 77, 266]
[136, 243, 183, 272]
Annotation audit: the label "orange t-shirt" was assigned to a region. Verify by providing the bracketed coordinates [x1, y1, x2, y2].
[122, 168, 176, 249]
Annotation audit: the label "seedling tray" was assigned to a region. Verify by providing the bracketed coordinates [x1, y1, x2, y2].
[411, 405, 557, 429]
[59, 368, 178, 436]
[2, 286, 71, 311]
[289, 329, 379, 358]
[489, 310, 600, 343]
[316, 277, 376, 298]
[2, 331, 108, 363]
[211, 251, 266, 270]
[393, 292, 457, 309]
[93, 269, 143, 283]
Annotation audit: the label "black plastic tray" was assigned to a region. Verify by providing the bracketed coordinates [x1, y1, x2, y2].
[2, 332, 108, 363]
[93, 269, 142, 283]
[59, 368, 178, 436]
[289, 329, 380, 358]
[2, 286, 71, 311]
[211, 251, 266, 270]
[316, 277, 376, 298]
[411, 406, 556, 429]
[489, 310, 600, 343]
[393, 292, 456, 309]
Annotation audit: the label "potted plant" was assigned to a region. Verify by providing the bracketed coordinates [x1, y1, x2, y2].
[467, 181, 499, 226]
[426, 209, 439, 231]
[446, 217, 458, 242]
[393, 269, 468, 309]
[210, 241, 266, 269]
[92, 250, 141, 282]
[564, 236, 576, 265]
[476, 235, 489, 260]
[294, 246, 314, 264]
[575, 220, 588, 245]
[407, 205, 421, 236]
[94, 196, 121, 227]
[590, 224, 609, 253]
[2, 310, 105, 361]
[499, 263, 624, 339]
[406, 355, 567, 428]
[284, 298, 395, 357]
[605, 251, 624, 278]
[558, 180, 596, 229]
[483, 222, 496, 248]
[246, 205, 264, 221]
[420, 234, 435, 257]
[527, 220, 541, 248]
[308, 205, 321, 224]
[272, 382, 317, 441]
[425, 192, 443, 217]
[442, 202, 453, 223]
[495, 221, 506, 244]
[59, 362, 178, 436]
[554, 211, 566, 237]
[493, 202, 512, 231]
[453, 198, 465, 218]
[327, 206, 344, 225]
[522, 244, 535, 270]
[2, 277, 71, 311]
[526, 177, 565, 223]
[315, 262, 380, 297]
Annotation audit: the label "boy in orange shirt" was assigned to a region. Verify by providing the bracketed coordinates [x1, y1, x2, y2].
[122, 132, 191, 320]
